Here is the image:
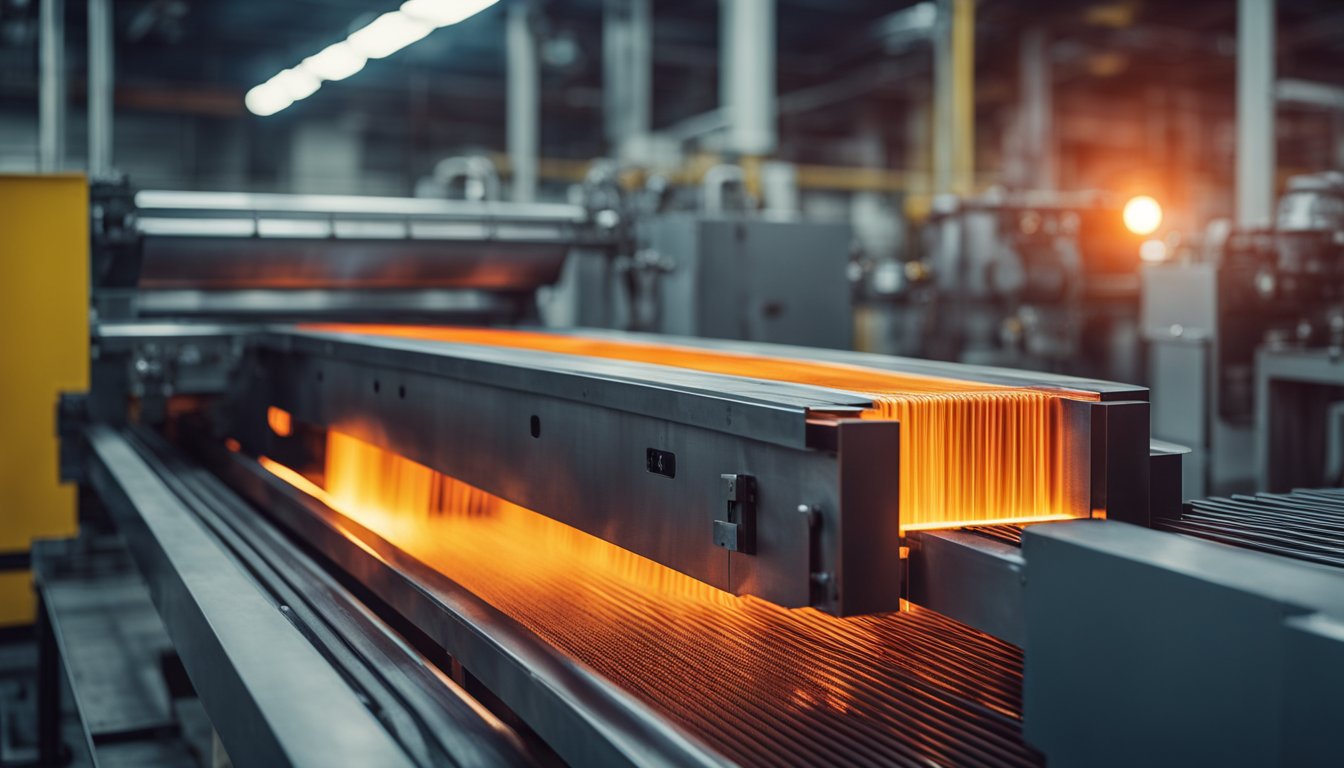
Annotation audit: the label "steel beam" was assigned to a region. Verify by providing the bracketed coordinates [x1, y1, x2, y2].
[245, 328, 901, 615]
[906, 529, 1026, 645]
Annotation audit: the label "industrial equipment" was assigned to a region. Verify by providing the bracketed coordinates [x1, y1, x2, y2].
[1144, 171, 1344, 496]
[37, 180, 1344, 767]
[639, 214, 855, 349]
[558, 165, 858, 350]
[914, 190, 1154, 383]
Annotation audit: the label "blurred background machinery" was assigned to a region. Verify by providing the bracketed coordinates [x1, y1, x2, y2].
[1145, 171, 1344, 496]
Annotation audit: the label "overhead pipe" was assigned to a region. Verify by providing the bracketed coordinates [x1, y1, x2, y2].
[88, 0, 114, 176]
[39, 0, 66, 172]
[507, 2, 539, 202]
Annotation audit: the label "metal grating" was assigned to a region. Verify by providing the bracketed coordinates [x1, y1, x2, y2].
[1156, 488, 1344, 569]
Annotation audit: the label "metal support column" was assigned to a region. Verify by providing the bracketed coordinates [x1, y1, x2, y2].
[719, 0, 776, 157]
[933, 0, 974, 195]
[1020, 26, 1052, 190]
[39, 0, 65, 172]
[507, 2, 539, 203]
[87, 0, 113, 177]
[603, 0, 651, 161]
[1236, 0, 1275, 227]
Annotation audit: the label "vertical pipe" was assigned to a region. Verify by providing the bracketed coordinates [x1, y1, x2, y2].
[719, 0, 776, 157]
[933, 0, 973, 195]
[507, 2, 539, 203]
[39, 0, 65, 172]
[1020, 26, 1052, 190]
[603, 0, 651, 160]
[1236, 0, 1275, 227]
[87, 0, 113, 177]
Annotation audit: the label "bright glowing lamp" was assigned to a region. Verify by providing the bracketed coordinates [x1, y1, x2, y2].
[301, 42, 367, 82]
[1139, 239, 1168, 262]
[270, 68, 321, 101]
[401, 0, 500, 27]
[1123, 195, 1163, 236]
[244, 83, 293, 116]
[348, 11, 434, 59]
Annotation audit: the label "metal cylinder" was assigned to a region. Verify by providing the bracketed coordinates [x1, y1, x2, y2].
[719, 0, 776, 157]
[507, 3, 539, 203]
[39, 0, 65, 172]
[1236, 0, 1276, 227]
[87, 0, 113, 177]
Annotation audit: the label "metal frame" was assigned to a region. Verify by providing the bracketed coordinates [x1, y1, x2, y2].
[83, 425, 417, 768]
[1255, 346, 1344, 490]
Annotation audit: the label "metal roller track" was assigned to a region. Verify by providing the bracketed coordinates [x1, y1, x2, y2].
[83, 425, 533, 768]
[1156, 488, 1344, 569]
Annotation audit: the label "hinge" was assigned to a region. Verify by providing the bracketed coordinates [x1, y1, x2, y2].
[714, 473, 757, 554]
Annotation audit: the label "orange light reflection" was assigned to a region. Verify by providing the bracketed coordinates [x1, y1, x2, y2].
[267, 406, 293, 437]
[259, 433, 1038, 766]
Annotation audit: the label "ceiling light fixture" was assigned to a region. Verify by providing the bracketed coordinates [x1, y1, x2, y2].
[245, 0, 500, 117]
[348, 11, 433, 59]
[301, 42, 367, 82]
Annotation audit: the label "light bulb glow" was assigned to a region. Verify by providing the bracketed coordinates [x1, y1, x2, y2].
[301, 41, 367, 82]
[1139, 239, 1168, 262]
[348, 11, 433, 59]
[401, 0, 500, 27]
[1123, 195, 1163, 236]
[270, 68, 321, 101]
[245, 1, 499, 116]
[244, 83, 293, 116]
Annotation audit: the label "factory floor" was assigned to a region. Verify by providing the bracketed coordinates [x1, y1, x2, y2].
[0, 540, 226, 768]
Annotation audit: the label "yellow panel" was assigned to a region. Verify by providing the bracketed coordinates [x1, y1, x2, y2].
[0, 571, 36, 627]
[0, 175, 88, 623]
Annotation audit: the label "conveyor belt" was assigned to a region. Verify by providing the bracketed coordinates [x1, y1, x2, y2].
[1156, 488, 1344, 570]
[261, 431, 1042, 767]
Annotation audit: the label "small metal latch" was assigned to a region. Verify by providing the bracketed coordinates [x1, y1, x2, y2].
[714, 474, 757, 554]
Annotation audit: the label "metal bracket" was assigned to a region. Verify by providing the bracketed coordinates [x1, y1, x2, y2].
[714, 474, 757, 554]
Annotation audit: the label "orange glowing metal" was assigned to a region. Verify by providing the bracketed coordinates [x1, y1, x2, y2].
[258, 432, 1033, 766]
[304, 325, 1096, 531]
[267, 405, 293, 437]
